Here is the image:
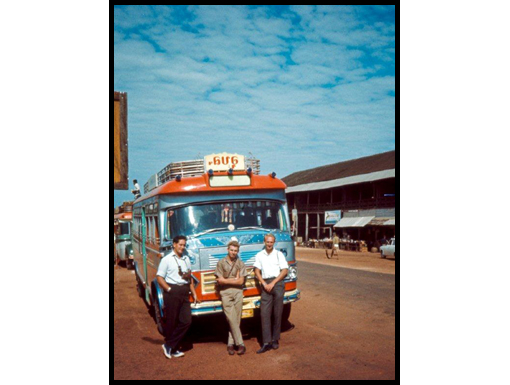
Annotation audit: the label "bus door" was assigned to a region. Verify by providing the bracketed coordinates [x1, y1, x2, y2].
[142, 207, 150, 303]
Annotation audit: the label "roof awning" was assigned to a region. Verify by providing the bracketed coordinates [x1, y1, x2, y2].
[334, 216, 375, 228]
[368, 217, 396, 227]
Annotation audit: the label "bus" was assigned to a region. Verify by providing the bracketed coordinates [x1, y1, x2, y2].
[132, 153, 300, 334]
[114, 202, 134, 270]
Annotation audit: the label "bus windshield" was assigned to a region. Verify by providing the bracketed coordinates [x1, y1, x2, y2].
[167, 201, 289, 238]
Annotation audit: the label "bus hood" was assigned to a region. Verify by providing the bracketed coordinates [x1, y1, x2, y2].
[185, 230, 294, 270]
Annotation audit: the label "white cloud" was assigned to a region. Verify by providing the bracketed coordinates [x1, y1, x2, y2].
[114, 5, 395, 207]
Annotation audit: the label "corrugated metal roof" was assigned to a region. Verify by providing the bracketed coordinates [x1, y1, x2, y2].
[286, 169, 395, 193]
[334, 216, 375, 228]
[283, 151, 395, 188]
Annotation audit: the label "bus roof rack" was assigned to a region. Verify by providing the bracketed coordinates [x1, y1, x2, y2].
[143, 155, 261, 194]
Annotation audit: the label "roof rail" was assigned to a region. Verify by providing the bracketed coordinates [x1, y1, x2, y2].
[143, 155, 261, 194]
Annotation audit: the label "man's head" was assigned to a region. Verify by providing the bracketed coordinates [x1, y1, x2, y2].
[227, 241, 240, 260]
[264, 234, 276, 252]
[173, 235, 187, 256]
[133, 179, 138, 184]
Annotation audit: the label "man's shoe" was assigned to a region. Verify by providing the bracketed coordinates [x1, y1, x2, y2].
[237, 345, 246, 355]
[171, 350, 185, 358]
[227, 345, 235, 356]
[256, 344, 273, 354]
[272, 341, 280, 350]
[162, 344, 172, 359]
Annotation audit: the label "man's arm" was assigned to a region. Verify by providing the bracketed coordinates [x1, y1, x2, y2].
[190, 281, 200, 304]
[157, 276, 172, 292]
[255, 268, 270, 292]
[217, 271, 244, 286]
[265, 252, 289, 292]
[265, 268, 289, 293]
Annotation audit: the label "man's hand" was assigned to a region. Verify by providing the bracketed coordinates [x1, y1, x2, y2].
[263, 282, 275, 293]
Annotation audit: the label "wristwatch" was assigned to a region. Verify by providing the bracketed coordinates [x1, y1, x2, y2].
[166, 287, 172, 293]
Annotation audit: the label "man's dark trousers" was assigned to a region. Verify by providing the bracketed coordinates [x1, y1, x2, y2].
[260, 279, 285, 344]
[163, 284, 192, 350]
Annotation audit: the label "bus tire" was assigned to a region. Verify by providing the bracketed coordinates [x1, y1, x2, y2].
[136, 276, 145, 299]
[282, 304, 294, 332]
[153, 295, 165, 336]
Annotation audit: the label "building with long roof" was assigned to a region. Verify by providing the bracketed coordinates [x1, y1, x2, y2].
[283, 150, 396, 248]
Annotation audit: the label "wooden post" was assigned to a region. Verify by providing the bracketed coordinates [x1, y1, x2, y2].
[306, 214, 309, 242]
[317, 213, 320, 240]
[114, 92, 129, 190]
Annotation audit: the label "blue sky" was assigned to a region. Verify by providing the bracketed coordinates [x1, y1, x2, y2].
[114, 5, 396, 207]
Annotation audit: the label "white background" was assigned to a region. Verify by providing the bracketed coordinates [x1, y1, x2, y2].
[1, 2, 509, 383]
[401, 1, 510, 384]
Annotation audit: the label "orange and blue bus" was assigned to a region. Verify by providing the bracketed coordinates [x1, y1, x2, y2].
[132, 154, 300, 334]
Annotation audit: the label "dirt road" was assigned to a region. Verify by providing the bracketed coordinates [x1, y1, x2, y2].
[114, 251, 396, 380]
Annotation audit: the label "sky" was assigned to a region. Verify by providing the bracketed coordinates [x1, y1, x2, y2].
[114, 5, 396, 207]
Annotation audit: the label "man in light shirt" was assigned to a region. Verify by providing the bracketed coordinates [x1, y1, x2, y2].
[157, 236, 199, 359]
[254, 234, 289, 354]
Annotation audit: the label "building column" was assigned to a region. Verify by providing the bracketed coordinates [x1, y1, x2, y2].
[317, 213, 320, 239]
[305, 214, 309, 242]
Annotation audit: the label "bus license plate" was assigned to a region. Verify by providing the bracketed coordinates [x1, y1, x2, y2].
[242, 309, 254, 319]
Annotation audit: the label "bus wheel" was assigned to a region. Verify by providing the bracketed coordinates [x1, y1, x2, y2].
[153, 297, 165, 336]
[136, 277, 145, 299]
[282, 304, 294, 332]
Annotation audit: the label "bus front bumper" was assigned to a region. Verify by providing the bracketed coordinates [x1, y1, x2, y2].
[191, 289, 301, 317]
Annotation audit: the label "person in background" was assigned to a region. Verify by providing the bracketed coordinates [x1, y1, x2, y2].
[132, 179, 141, 199]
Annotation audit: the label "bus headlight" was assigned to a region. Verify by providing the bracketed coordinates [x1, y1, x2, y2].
[287, 266, 298, 281]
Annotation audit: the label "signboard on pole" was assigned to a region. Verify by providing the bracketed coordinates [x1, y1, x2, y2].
[325, 211, 342, 225]
[114, 92, 128, 190]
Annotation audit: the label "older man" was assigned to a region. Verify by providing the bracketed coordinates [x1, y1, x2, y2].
[254, 234, 289, 354]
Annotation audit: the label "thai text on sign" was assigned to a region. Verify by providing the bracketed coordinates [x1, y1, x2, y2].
[204, 153, 246, 172]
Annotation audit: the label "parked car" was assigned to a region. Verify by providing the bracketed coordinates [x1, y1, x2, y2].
[381, 238, 396, 259]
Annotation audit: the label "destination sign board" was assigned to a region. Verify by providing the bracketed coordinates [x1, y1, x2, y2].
[204, 153, 246, 172]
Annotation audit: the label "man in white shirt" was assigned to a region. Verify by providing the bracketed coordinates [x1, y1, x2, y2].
[254, 234, 289, 354]
[157, 236, 199, 359]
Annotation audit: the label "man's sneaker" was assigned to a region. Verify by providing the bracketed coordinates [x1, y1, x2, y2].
[227, 345, 236, 356]
[171, 350, 185, 358]
[162, 344, 172, 359]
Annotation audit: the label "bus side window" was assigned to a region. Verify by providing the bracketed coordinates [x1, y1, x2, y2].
[146, 216, 150, 243]
[155, 218, 160, 244]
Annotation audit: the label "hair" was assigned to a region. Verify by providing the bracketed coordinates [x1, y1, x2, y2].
[133, 179, 138, 183]
[264, 234, 276, 242]
[228, 241, 240, 249]
[173, 235, 187, 245]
